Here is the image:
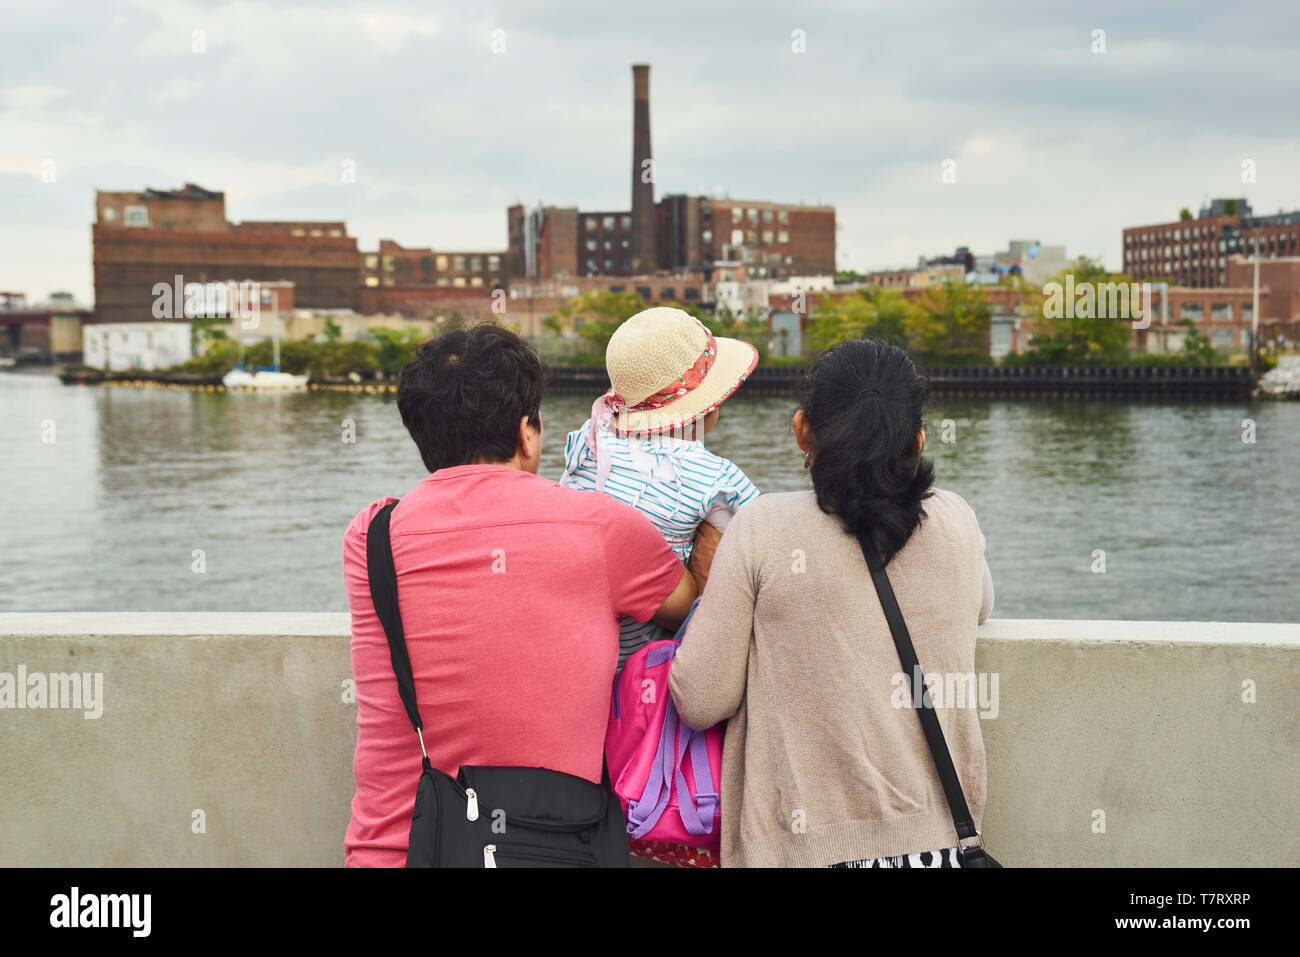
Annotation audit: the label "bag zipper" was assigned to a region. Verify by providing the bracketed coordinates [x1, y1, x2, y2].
[457, 770, 608, 831]
[482, 842, 598, 868]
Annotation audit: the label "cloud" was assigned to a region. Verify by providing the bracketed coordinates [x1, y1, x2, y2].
[2, 0, 1298, 302]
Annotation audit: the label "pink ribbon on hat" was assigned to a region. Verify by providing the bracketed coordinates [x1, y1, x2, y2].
[577, 320, 717, 492]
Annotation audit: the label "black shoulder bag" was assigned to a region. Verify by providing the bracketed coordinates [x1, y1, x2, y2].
[856, 531, 1002, 868]
[366, 502, 630, 868]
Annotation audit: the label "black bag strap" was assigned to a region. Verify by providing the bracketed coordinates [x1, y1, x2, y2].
[855, 532, 982, 851]
[366, 502, 426, 746]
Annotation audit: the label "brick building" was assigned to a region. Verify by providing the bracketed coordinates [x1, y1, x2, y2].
[507, 65, 836, 283]
[506, 273, 713, 337]
[93, 184, 361, 326]
[1123, 198, 1300, 289]
[90, 64, 837, 335]
[361, 239, 509, 290]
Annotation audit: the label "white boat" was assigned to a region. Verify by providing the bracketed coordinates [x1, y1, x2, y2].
[222, 368, 308, 390]
[222, 321, 308, 390]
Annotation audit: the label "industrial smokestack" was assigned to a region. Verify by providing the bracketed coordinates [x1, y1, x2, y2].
[630, 64, 655, 274]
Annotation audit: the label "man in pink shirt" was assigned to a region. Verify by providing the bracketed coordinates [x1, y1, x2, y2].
[343, 324, 696, 867]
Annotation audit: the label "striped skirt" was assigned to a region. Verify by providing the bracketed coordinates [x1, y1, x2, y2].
[829, 846, 962, 868]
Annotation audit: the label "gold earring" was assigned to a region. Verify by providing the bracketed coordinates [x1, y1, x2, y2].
[803, 450, 812, 470]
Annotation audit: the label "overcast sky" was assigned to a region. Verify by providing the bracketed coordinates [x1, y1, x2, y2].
[3, 0, 1299, 304]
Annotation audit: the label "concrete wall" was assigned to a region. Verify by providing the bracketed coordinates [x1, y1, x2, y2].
[0, 614, 1296, 867]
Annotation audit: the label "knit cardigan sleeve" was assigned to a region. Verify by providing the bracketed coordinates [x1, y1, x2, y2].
[668, 496, 762, 729]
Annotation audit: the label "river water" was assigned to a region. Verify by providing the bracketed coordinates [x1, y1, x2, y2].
[1, 371, 1296, 622]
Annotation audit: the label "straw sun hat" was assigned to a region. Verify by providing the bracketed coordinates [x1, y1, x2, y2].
[601, 307, 759, 435]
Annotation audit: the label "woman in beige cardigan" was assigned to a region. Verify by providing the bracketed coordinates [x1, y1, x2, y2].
[669, 338, 994, 868]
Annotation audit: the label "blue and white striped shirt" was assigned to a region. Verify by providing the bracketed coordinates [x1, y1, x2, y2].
[560, 419, 759, 665]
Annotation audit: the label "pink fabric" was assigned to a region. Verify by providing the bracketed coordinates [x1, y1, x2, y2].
[342, 464, 685, 867]
[606, 640, 723, 849]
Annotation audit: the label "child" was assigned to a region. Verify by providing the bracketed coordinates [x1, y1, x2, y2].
[560, 306, 761, 667]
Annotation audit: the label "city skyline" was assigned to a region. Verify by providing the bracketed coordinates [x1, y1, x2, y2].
[4, 0, 1300, 303]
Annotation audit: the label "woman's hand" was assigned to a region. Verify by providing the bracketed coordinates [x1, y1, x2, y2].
[689, 521, 723, 594]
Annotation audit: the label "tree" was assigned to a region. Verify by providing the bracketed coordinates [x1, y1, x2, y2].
[1223, 199, 1238, 215]
[807, 285, 913, 353]
[543, 290, 648, 358]
[371, 326, 422, 375]
[1176, 318, 1215, 367]
[1020, 256, 1134, 364]
[1179, 208, 1193, 221]
[904, 281, 992, 366]
[322, 316, 342, 342]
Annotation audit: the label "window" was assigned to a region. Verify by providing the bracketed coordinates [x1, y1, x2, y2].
[436, 255, 448, 270]
[453, 277, 466, 287]
[1242, 304, 1253, 320]
[636, 286, 652, 299]
[470, 277, 483, 287]
[609, 286, 624, 293]
[683, 287, 700, 301]
[453, 256, 466, 271]
[778, 210, 789, 225]
[604, 239, 613, 251]
[328, 229, 343, 237]
[762, 209, 773, 224]
[488, 255, 500, 270]
[603, 216, 616, 230]
[102, 207, 118, 222]
[436, 278, 449, 287]
[762, 230, 774, 244]
[660, 288, 675, 300]
[620, 238, 629, 249]
[731, 208, 742, 224]
[778, 230, 789, 243]
[731, 229, 744, 246]
[747, 208, 758, 225]
[1211, 302, 1233, 320]
[470, 256, 482, 272]
[1212, 329, 1234, 347]
[586, 217, 598, 231]
[702, 229, 712, 244]
[604, 259, 614, 270]
[365, 255, 378, 269]
[586, 258, 597, 271]
[621, 215, 632, 229]
[1181, 303, 1203, 320]
[365, 276, 380, 287]
[586, 239, 597, 251]
[124, 205, 149, 227]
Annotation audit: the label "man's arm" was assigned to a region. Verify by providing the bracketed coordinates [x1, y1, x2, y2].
[687, 521, 722, 594]
[651, 568, 697, 632]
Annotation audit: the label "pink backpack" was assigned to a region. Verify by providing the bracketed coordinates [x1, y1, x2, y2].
[605, 603, 723, 848]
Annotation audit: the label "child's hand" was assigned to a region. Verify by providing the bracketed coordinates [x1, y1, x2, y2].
[689, 522, 723, 594]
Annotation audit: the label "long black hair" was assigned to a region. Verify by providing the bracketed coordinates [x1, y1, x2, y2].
[800, 338, 935, 564]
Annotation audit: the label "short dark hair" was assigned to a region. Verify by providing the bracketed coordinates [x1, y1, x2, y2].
[397, 323, 547, 472]
[799, 338, 935, 565]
